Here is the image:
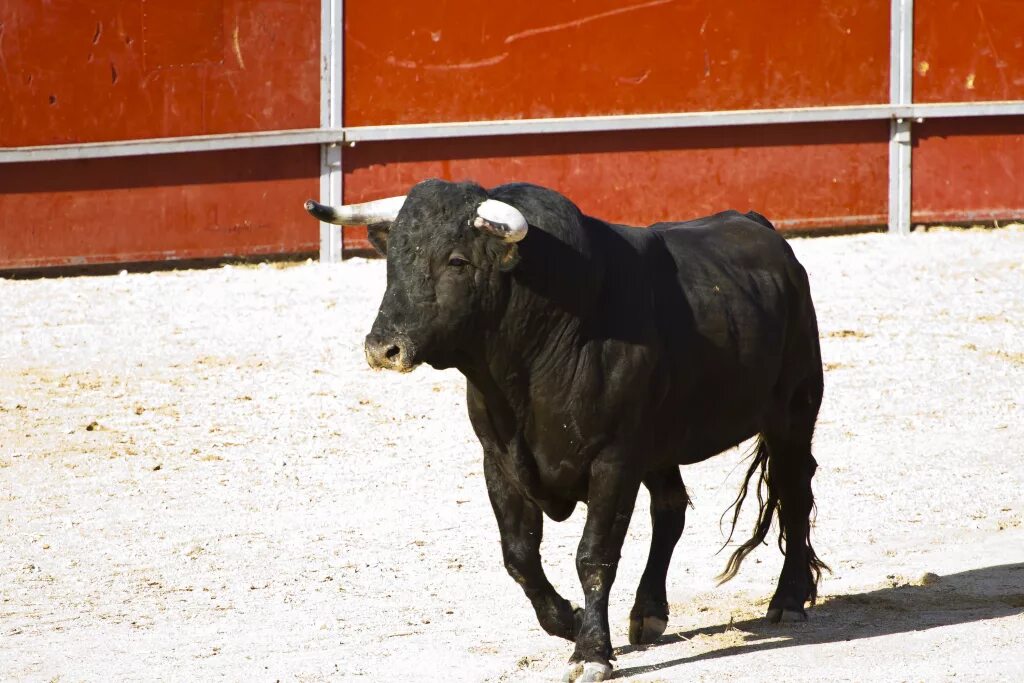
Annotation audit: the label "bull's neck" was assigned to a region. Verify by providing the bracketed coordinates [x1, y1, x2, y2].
[459, 267, 600, 424]
[457, 298, 584, 445]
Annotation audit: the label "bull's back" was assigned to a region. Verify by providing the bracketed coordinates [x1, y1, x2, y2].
[648, 209, 798, 339]
[642, 211, 809, 461]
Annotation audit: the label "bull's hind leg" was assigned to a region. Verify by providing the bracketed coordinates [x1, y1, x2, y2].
[762, 432, 823, 621]
[483, 453, 582, 641]
[764, 379, 828, 622]
[628, 468, 689, 644]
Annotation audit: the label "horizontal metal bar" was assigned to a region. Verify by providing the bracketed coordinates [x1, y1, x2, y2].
[0, 128, 344, 164]
[3, 100, 1023, 164]
[343, 101, 1024, 142]
[342, 105, 906, 142]
[910, 101, 1024, 119]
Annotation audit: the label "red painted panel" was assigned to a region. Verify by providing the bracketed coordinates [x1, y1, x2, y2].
[342, 122, 890, 251]
[0, 147, 319, 269]
[0, 0, 319, 146]
[912, 117, 1024, 224]
[915, 0, 1024, 102]
[345, 1, 889, 126]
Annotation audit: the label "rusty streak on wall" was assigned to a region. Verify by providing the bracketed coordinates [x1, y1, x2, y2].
[345, 0, 890, 126]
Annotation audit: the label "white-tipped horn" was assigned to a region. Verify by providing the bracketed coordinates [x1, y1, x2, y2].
[473, 199, 528, 242]
[304, 195, 407, 225]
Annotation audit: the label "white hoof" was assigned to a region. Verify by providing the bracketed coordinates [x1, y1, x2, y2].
[562, 661, 612, 682]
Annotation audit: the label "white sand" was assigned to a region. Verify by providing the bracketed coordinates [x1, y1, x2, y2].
[1, 226, 1023, 682]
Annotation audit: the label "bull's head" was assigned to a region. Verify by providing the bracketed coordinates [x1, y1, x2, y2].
[305, 179, 527, 372]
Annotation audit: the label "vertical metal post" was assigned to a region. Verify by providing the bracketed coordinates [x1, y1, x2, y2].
[888, 0, 914, 234]
[888, 118, 912, 235]
[319, 143, 342, 261]
[319, 0, 344, 261]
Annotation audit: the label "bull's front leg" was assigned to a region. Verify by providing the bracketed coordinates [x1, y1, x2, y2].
[565, 455, 642, 683]
[483, 452, 582, 641]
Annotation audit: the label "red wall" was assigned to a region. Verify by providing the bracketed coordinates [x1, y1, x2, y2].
[0, 147, 319, 269]
[341, 1, 894, 251]
[0, 0, 320, 147]
[0, 0, 321, 269]
[342, 122, 890, 250]
[910, 1, 1024, 225]
[2, 1, 1022, 268]
[913, 116, 1024, 224]
[914, 0, 1024, 103]
[345, 0, 890, 125]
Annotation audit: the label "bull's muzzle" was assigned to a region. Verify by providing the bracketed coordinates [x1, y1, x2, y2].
[364, 333, 415, 372]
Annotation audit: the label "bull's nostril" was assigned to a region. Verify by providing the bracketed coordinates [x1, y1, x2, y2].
[384, 345, 401, 360]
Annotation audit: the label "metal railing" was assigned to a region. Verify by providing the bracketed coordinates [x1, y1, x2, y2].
[3, 0, 1021, 258]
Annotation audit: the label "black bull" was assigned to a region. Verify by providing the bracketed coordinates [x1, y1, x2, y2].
[306, 180, 827, 682]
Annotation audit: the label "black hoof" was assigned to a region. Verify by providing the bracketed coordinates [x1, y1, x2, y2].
[628, 615, 668, 644]
[766, 606, 807, 623]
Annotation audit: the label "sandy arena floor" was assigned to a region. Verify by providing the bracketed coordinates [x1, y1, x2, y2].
[2, 226, 1023, 682]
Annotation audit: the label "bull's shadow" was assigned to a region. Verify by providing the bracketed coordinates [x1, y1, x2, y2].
[613, 563, 1024, 679]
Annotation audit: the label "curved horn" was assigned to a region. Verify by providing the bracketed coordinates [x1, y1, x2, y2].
[303, 195, 407, 225]
[473, 199, 528, 242]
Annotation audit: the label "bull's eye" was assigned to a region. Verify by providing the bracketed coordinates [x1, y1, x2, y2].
[448, 256, 470, 268]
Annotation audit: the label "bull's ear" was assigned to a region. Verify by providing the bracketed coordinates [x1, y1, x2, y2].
[498, 243, 520, 272]
[366, 223, 391, 256]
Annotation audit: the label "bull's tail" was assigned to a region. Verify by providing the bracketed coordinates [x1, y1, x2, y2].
[715, 435, 828, 602]
[716, 436, 776, 584]
[745, 210, 776, 230]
